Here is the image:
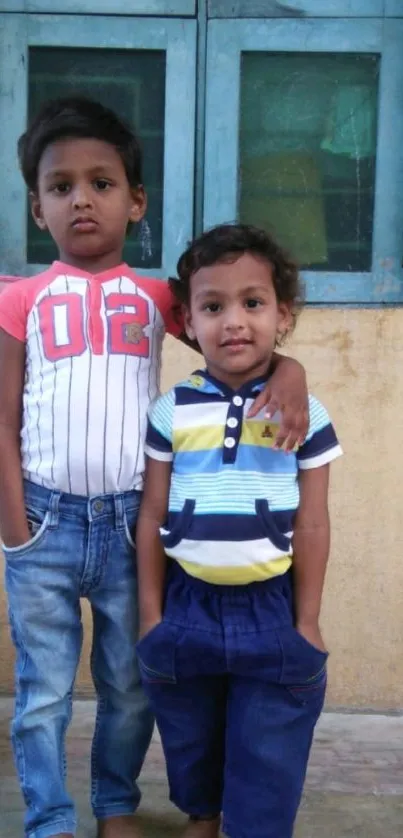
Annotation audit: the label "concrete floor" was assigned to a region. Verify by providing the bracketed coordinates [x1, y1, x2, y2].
[1, 699, 402, 837]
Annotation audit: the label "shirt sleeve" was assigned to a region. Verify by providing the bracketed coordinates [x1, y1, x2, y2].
[159, 281, 184, 338]
[0, 280, 28, 342]
[144, 389, 175, 462]
[297, 395, 342, 470]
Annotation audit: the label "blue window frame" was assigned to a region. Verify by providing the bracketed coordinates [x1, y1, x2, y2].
[204, 18, 403, 304]
[0, 1, 195, 13]
[0, 14, 196, 278]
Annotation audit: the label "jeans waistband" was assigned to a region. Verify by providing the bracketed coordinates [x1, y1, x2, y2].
[23, 478, 142, 528]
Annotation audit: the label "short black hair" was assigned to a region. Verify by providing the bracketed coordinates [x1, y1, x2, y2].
[170, 223, 303, 339]
[18, 96, 143, 192]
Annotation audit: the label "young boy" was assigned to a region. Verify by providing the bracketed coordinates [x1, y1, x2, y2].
[136, 224, 342, 838]
[0, 100, 308, 838]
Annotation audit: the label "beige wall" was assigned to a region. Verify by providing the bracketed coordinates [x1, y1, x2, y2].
[1, 308, 403, 709]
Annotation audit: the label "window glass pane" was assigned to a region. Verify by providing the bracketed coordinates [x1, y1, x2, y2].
[239, 53, 380, 272]
[28, 47, 166, 268]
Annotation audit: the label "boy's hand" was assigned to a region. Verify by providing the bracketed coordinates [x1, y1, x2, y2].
[296, 621, 327, 654]
[248, 357, 309, 451]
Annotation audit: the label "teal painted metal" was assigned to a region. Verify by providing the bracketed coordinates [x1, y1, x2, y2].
[0, 1, 196, 13]
[204, 18, 403, 303]
[0, 14, 28, 275]
[0, 14, 197, 278]
[194, 0, 208, 236]
[208, 1, 384, 18]
[385, 1, 403, 16]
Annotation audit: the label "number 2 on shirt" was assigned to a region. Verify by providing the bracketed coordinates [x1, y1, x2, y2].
[38, 291, 150, 361]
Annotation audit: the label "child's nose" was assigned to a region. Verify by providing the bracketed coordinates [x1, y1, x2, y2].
[223, 305, 247, 329]
[72, 184, 93, 208]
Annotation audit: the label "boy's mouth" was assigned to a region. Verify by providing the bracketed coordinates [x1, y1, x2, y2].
[220, 338, 252, 347]
[71, 216, 98, 233]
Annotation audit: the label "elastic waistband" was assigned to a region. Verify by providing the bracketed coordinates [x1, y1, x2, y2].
[168, 559, 292, 599]
[23, 478, 142, 526]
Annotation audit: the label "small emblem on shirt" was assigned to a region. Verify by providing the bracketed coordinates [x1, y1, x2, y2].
[261, 425, 274, 439]
[189, 375, 205, 388]
[125, 323, 145, 344]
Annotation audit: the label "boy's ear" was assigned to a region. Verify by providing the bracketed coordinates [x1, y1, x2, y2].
[184, 306, 196, 342]
[30, 192, 48, 231]
[129, 185, 147, 223]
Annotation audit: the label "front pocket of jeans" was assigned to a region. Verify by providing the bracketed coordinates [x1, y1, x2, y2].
[277, 625, 328, 688]
[160, 499, 195, 550]
[136, 621, 178, 684]
[255, 499, 290, 552]
[2, 509, 51, 557]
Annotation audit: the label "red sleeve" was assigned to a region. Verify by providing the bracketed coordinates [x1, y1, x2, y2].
[135, 275, 184, 338]
[0, 279, 28, 342]
[158, 281, 184, 338]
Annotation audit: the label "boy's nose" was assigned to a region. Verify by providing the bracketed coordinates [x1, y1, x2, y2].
[223, 306, 247, 330]
[72, 185, 93, 208]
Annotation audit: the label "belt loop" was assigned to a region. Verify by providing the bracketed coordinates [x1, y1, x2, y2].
[114, 495, 125, 529]
[48, 491, 61, 528]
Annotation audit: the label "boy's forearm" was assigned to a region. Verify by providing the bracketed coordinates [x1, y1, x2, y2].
[292, 516, 330, 626]
[0, 426, 29, 545]
[136, 511, 167, 627]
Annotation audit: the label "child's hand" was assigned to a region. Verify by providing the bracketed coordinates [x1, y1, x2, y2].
[296, 621, 327, 654]
[248, 357, 309, 452]
[139, 617, 162, 641]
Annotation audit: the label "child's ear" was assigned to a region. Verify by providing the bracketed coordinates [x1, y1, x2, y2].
[276, 302, 292, 340]
[129, 185, 147, 223]
[30, 192, 48, 231]
[184, 306, 196, 342]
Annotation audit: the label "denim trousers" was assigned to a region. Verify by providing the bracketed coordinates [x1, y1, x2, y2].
[137, 562, 327, 838]
[4, 479, 154, 838]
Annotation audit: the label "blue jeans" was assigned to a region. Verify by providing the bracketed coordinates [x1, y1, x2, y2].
[4, 479, 154, 838]
[137, 563, 327, 838]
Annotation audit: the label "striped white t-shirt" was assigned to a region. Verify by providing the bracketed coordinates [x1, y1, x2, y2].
[0, 262, 182, 495]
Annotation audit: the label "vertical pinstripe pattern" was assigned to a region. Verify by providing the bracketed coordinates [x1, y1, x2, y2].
[9, 265, 172, 494]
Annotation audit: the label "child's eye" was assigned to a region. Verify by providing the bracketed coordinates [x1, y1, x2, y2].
[245, 298, 263, 309]
[94, 179, 111, 191]
[52, 183, 70, 194]
[203, 302, 221, 313]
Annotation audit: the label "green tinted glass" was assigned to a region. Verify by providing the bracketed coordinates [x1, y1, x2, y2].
[239, 53, 380, 272]
[28, 47, 166, 268]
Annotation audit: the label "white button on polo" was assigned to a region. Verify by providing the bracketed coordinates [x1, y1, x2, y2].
[227, 417, 238, 429]
[233, 395, 243, 407]
[224, 437, 236, 449]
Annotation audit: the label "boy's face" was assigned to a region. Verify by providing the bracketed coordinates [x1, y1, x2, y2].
[31, 137, 146, 272]
[184, 252, 291, 389]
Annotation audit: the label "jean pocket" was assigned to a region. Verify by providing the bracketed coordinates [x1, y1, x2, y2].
[160, 500, 195, 550]
[255, 499, 290, 552]
[277, 625, 328, 707]
[2, 506, 51, 557]
[123, 509, 137, 550]
[136, 620, 178, 684]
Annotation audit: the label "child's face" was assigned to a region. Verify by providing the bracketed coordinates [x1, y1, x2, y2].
[184, 252, 291, 389]
[31, 136, 146, 272]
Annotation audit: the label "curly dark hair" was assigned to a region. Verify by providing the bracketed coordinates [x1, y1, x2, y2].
[169, 223, 304, 341]
[18, 96, 143, 193]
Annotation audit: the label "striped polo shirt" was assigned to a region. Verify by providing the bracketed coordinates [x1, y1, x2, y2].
[145, 370, 342, 584]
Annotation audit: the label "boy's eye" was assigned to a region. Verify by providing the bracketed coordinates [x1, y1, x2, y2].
[204, 302, 221, 313]
[94, 179, 111, 191]
[245, 298, 263, 309]
[52, 182, 70, 194]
